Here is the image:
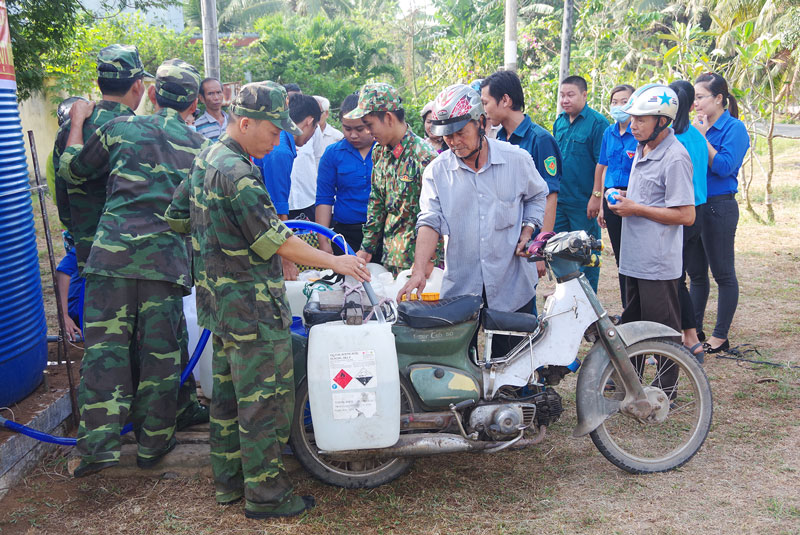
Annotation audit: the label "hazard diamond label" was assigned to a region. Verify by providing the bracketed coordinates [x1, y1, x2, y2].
[333, 369, 352, 389]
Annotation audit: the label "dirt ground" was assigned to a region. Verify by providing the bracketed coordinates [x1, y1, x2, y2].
[0, 141, 798, 535]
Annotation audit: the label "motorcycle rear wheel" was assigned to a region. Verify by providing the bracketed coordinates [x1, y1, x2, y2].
[288, 378, 415, 488]
[590, 339, 712, 474]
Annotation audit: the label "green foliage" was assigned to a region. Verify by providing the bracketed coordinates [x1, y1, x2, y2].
[44, 12, 203, 103]
[248, 13, 400, 113]
[8, 0, 79, 101]
[8, 0, 181, 100]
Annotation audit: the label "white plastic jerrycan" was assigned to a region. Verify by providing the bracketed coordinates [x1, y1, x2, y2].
[307, 321, 400, 451]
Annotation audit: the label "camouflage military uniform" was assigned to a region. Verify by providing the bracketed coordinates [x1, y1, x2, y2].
[52, 45, 150, 270]
[59, 59, 209, 472]
[345, 83, 439, 274]
[166, 82, 304, 513]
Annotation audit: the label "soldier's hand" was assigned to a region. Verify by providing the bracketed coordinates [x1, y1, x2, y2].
[356, 249, 372, 264]
[332, 255, 371, 282]
[69, 100, 95, 124]
[282, 257, 299, 281]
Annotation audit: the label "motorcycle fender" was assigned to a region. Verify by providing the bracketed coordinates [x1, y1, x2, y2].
[572, 321, 680, 437]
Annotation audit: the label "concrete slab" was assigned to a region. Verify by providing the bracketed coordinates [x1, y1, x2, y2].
[0, 391, 72, 500]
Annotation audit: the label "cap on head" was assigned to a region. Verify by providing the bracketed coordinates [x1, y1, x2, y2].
[231, 81, 302, 136]
[155, 59, 201, 104]
[429, 84, 484, 136]
[420, 100, 435, 118]
[96, 44, 153, 80]
[622, 83, 679, 120]
[343, 83, 402, 120]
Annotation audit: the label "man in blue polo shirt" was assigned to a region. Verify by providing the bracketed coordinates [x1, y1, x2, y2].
[315, 93, 377, 256]
[553, 75, 609, 292]
[480, 71, 561, 282]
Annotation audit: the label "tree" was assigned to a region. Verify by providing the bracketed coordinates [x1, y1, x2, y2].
[8, 0, 79, 100]
[9, 0, 181, 100]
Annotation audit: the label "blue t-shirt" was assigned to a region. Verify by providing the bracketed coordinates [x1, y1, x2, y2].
[597, 122, 637, 188]
[56, 248, 85, 328]
[253, 131, 296, 215]
[675, 125, 708, 206]
[315, 139, 374, 225]
[704, 110, 750, 196]
[553, 105, 609, 208]
[498, 114, 561, 195]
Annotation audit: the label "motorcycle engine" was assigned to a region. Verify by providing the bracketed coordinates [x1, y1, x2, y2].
[532, 387, 563, 427]
[467, 403, 537, 441]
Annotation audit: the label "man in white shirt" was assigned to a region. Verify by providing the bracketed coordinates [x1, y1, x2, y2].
[313, 95, 344, 167]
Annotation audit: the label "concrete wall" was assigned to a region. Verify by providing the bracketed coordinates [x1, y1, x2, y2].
[19, 90, 60, 181]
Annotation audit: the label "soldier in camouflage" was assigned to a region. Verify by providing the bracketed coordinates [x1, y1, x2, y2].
[52, 44, 150, 270]
[345, 83, 440, 275]
[59, 59, 210, 477]
[166, 81, 370, 519]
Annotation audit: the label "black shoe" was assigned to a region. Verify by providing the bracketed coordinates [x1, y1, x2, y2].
[703, 339, 729, 354]
[176, 402, 210, 430]
[73, 460, 118, 478]
[244, 495, 315, 519]
[697, 330, 706, 342]
[137, 438, 178, 469]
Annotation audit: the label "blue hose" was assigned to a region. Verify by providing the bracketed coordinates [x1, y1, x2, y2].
[1, 328, 213, 446]
[0, 220, 365, 445]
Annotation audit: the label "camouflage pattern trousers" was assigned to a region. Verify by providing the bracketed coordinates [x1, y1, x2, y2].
[76, 274, 188, 465]
[210, 331, 295, 511]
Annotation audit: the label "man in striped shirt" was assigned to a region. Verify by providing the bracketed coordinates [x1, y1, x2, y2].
[195, 78, 228, 141]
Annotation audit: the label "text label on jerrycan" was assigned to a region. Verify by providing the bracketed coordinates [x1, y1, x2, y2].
[307, 321, 400, 451]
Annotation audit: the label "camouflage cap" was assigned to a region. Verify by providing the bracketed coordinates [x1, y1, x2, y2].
[230, 81, 302, 136]
[155, 59, 201, 103]
[96, 44, 153, 80]
[343, 83, 403, 119]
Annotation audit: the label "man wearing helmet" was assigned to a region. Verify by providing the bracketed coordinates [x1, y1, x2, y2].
[398, 84, 548, 357]
[609, 84, 695, 390]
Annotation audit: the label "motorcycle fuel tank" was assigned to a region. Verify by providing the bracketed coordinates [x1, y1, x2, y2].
[307, 321, 401, 451]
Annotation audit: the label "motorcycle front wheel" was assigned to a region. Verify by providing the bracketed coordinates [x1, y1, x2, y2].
[288, 378, 415, 488]
[590, 339, 713, 474]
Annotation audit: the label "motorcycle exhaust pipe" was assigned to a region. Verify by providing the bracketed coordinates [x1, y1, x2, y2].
[319, 427, 547, 461]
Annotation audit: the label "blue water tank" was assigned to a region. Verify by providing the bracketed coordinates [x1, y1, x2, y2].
[0, 85, 48, 407]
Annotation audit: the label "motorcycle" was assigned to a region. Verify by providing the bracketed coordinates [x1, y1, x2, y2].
[286, 229, 713, 488]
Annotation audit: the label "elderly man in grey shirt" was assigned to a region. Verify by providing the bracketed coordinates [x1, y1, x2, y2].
[610, 84, 695, 390]
[398, 84, 548, 356]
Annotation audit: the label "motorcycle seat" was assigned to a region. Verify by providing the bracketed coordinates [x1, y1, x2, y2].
[482, 308, 538, 333]
[397, 294, 482, 328]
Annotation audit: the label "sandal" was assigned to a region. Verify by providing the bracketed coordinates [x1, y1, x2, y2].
[686, 342, 704, 365]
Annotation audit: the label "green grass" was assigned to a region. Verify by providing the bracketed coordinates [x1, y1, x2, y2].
[747, 184, 800, 204]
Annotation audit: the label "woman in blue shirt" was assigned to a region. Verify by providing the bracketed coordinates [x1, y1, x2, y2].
[670, 80, 708, 361]
[596, 84, 636, 306]
[692, 72, 750, 353]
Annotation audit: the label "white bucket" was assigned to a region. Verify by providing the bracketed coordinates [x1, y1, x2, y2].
[307, 321, 400, 451]
[183, 287, 214, 398]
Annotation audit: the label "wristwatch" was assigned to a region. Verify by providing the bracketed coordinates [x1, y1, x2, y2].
[592, 190, 602, 198]
[522, 221, 537, 231]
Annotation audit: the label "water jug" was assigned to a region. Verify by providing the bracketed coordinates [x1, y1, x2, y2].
[307, 321, 400, 451]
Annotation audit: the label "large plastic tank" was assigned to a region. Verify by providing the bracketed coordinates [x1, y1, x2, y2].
[307, 321, 400, 451]
[0, 1, 48, 407]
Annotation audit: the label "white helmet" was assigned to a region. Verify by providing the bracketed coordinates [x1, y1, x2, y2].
[622, 83, 679, 120]
[429, 84, 484, 136]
